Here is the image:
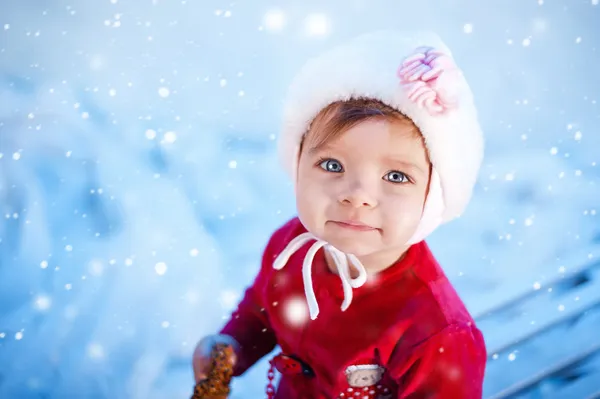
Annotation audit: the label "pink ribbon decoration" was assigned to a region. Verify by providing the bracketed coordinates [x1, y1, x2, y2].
[397, 46, 461, 115]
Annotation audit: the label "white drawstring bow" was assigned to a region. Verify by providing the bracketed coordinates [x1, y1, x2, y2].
[273, 232, 368, 320]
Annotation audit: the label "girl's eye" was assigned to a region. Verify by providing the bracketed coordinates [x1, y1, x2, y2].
[384, 170, 409, 184]
[318, 159, 344, 173]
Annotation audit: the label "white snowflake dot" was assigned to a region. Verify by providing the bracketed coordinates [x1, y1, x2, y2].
[158, 87, 170, 98]
[87, 343, 105, 359]
[304, 13, 329, 36]
[155, 262, 167, 275]
[263, 10, 286, 31]
[163, 131, 177, 144]
[34, 295, 52, 311]
[283, 297, 309, 327]
[524, 217, 534, 227]
[145, 129, 157, 140]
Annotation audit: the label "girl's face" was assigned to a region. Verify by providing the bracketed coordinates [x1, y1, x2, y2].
[296, 118, 430, 270]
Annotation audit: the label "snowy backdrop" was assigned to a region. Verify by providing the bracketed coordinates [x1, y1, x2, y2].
[1, 0, 599, 398]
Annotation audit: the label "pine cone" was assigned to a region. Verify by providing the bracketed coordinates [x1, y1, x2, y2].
[191, 343, 235, 399]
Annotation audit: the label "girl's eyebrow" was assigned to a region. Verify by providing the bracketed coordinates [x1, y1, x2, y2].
[307, 143, 336, 156]
[384, 156, 426, 175]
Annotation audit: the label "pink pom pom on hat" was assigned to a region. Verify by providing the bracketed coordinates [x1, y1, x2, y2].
[277, 30, 484, 244]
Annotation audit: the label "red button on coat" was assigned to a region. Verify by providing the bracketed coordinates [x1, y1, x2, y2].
[272, 354, 314, 377]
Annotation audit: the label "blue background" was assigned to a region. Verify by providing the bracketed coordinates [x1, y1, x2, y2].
[1, 0, 599, 397]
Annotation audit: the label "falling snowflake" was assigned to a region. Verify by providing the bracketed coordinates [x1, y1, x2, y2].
[87, 343, 105, 360]
[158, 87, 170, 98]
[304, 14, 329, 36]
[145, 129, 157, 140]
[162, 131, 177, 144]
[524, 217, 534, 227]
[219, 289, 241, 310]
[155, 262, 167, 275]
[282, 296, 309, 327]
[34, 295, 52, 311]
[89, 259, 104, 276]
[263, 9, 285, 31]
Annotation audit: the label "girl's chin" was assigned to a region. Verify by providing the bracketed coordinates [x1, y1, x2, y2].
[322, 237, 379, 257]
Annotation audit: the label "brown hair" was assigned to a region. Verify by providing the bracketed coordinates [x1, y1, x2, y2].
[300, 97, 422, 154]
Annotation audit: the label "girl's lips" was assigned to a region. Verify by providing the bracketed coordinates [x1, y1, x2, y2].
[331, 220, 376, 231]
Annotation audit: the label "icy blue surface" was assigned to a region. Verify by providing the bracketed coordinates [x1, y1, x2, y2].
[0, 0, 599, 398]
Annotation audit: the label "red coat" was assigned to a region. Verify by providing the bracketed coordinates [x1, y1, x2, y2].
[221, 217, 486, 398]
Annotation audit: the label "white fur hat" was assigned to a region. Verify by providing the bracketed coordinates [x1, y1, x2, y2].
[278, 30, 484, 242]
